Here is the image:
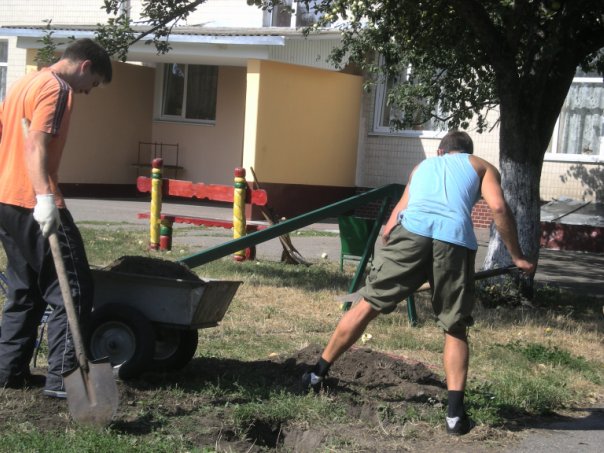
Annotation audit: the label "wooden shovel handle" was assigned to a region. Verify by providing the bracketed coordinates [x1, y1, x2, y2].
[48, 233, 89, 372]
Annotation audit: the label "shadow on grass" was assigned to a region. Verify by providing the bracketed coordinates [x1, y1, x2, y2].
[466, 389, 604, 432]
[110, 355, 313, 435]
[493, 404, 604, 433]
[520, 406, 604, 430]
[123, 355, 313, 397]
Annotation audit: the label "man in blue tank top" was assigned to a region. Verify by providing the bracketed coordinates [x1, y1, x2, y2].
[304, 131, 535, 435]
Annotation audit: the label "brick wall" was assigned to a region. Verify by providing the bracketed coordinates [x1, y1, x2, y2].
[352, 187, 397, 220]
[471, 199, 493, 229]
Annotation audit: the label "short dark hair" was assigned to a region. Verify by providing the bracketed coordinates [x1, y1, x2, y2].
[62, 39, 112, 84]
[438, 131, 474, 154]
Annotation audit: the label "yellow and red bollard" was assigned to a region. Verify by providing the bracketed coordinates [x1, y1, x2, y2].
[232, 167, 247, 261]
[149, 158, 163, 250]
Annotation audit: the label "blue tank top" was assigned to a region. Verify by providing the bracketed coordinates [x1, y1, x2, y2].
[400, 153, 481, 250]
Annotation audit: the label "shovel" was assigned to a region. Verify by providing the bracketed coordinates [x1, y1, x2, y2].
[48, 232, 119, 426]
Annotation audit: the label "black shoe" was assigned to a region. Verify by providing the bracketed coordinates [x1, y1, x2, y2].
[446, 414, 475, 435]
[2, 372, 46, 389]
[301, 371, 324, 392]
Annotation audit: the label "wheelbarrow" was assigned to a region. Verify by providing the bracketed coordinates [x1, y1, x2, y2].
[87, 268, 241, 379]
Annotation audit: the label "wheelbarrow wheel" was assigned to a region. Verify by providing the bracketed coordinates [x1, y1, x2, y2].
[88, 303, 155, 379]
[151, 327, 199, 372]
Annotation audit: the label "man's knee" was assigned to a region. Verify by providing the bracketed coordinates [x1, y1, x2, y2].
[357, 298, 381, 320]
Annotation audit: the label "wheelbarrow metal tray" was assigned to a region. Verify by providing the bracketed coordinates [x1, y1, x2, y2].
[91, 269, 242, 329]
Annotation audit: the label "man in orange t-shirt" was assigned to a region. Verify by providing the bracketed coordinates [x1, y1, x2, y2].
[0, 39, 112, 398]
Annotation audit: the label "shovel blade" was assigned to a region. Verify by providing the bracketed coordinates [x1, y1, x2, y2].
[64, 357, 119, 427]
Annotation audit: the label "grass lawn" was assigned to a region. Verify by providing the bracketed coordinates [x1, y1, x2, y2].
[0, 224, 601, 452]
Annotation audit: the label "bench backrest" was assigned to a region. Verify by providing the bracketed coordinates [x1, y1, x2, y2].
[136, 176, 268, 206]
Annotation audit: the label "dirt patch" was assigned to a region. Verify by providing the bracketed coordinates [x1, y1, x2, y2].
[103, 255, 200, 281]
[0, 345, 520, 452]
[288, 345, 444, 400]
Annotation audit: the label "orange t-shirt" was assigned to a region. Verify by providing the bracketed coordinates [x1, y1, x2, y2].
[0, 68, 72, 209]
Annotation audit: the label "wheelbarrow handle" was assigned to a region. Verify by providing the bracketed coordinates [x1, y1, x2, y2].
[474, 265, 518, 280]
[412, 265, 518, 293]
[48, 233, 89, 372]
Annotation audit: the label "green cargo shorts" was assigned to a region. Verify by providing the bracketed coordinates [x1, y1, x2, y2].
[359, 224, 476, 333]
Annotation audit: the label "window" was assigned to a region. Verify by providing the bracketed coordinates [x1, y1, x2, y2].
[295, 1, 324, 27]
[268, 0, 293, 27]
[263, 1, 323, 27]
[373, 62, 448, 138]
[0, 41, 8, 102]
[546, 69, 604, 162]
[160, 63, 218, 122]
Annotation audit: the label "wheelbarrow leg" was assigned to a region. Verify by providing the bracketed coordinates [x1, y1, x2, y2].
[406, 295, 418, 327]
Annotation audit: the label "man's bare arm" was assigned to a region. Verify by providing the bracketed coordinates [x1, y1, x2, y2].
[24, 128, 53, 196]
[23, 124, 60, 237]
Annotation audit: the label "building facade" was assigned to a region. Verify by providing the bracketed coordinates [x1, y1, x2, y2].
[1, 0, 602, 218]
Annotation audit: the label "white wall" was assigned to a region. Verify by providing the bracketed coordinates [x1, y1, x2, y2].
[0, 0, 265, 29]
[270, 37, 341, 71]
[0, 0, 109, 25]
[2, 36, 26, 91]
[168, 0, 265, 27]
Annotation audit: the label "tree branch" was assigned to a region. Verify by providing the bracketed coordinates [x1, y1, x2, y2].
[447, 0, 515, 76]
[127, 0, 207, 48]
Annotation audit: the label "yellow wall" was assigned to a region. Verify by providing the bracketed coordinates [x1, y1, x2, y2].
[60, 62, 154, 183]
[152, 66, 247, 185]
[243, 60, 362, 186]
[25, 49, 38, 73]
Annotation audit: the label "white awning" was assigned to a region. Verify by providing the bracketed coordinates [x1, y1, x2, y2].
[0, 25, 339, 67]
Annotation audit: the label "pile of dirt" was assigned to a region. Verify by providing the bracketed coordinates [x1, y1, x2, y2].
[103, 256, 200, 281]
[284, 345, 445, 400]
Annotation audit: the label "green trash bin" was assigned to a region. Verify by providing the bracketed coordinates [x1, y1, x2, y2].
[338, 216, 375, 271]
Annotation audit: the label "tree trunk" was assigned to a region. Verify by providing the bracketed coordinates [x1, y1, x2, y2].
[482, 156, 542, 267]
[482, 122, 543, 271]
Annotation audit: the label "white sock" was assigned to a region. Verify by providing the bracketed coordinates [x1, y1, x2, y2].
[446, 416, 460, 428]
[310, 372, 323, 385]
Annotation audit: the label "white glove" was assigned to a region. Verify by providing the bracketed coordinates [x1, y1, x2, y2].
[33, 194, 60, 237]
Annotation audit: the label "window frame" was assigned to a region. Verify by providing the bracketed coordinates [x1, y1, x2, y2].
[371, 60, 448, 139]
[0, 40, 8, 102]
[156, 63, 218, 125]
[545, 74, 604, 164]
